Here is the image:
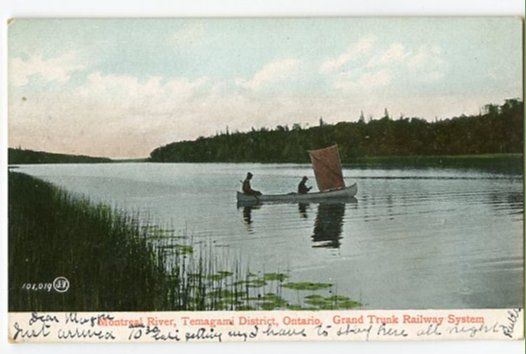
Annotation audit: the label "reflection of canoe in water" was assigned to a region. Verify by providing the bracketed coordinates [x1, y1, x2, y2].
[236, 183, 357, 204]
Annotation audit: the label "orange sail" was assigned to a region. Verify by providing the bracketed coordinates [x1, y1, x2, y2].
[308, 145, 345, 192]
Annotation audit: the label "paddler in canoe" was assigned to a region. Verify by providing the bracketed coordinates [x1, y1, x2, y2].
[298, 176, 312, 194]
[237, 145, 357, 203]
[242, 172, 262, 196]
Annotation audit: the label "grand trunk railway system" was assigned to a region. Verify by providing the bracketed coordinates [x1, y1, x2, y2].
[97, 314, 485, 328]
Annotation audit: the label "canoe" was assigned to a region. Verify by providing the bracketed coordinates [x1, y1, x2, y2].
[236, 183, 357, 204]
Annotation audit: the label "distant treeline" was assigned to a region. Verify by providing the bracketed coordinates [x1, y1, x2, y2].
[149, 99, 523, 163]
[8, 148, 112, 164]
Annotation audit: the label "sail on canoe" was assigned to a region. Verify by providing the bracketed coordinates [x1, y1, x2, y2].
[308, 145, 345, 192]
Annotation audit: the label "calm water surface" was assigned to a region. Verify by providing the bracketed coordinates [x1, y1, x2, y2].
[16, 163, 523, 309]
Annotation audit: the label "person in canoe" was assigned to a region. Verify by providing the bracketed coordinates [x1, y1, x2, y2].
[298, 176, 312, 194]
[242, 172, 262, 196]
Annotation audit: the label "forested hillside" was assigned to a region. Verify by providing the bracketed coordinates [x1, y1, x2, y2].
[150, 99, 523, 163]
[8, 148, 112, 164]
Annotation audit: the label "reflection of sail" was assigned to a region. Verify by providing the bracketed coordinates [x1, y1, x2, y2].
[308, 145, 345, 192]
[311, 202, 346, 248]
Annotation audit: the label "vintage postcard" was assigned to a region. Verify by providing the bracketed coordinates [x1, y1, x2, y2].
[6, 17, 524, 343]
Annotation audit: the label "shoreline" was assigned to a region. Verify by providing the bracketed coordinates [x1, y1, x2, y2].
[9, 152, 523, 165]
[8, 171, 360, 312]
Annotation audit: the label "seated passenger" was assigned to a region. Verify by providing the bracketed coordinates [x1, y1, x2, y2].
[242, 172, 262, 196]
[298, 176, 312, 194]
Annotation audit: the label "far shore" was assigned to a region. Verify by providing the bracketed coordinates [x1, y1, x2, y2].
[8, 150, 523, 166]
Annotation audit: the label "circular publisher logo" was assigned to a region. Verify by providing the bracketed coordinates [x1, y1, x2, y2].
[53, 276, 70, 293]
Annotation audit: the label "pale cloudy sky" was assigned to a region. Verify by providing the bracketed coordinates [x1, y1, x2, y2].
[8, 18, 522, 158]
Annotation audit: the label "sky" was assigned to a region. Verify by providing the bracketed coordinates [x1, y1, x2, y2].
[8, 18, 523, 158]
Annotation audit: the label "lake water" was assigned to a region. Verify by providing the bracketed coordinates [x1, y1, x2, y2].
[15, 162, 523, 309]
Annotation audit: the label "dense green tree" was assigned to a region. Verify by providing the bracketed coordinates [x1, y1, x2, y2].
[149, 99, 523, 163]
[9, 148, 112, 164]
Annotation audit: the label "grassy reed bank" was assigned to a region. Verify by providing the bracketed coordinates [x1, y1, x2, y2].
[9, 172, 360, 312]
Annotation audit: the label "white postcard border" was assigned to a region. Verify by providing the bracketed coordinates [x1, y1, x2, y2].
[8, 309, 523, 343]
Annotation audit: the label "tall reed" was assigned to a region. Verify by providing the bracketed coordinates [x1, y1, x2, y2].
[9, 172, 360, 312]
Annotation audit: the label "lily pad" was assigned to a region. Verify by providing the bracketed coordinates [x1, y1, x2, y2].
[263, 272, 289, 282]
[235, 279, 267, 288]
[282, 282, 332, 291]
